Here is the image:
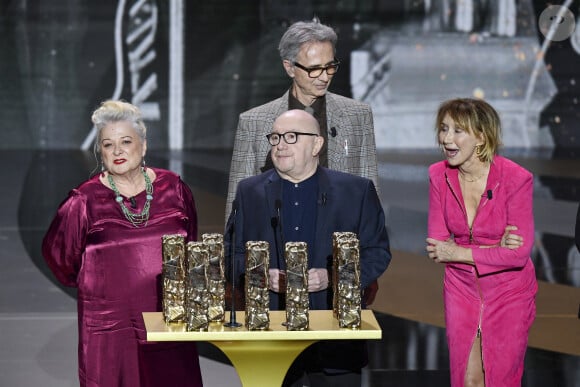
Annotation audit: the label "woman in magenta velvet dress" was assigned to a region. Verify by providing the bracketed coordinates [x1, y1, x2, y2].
[426, 98, 537, 386]
[42, 100, 203, 387]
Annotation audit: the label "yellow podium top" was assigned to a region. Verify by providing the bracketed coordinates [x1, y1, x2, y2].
[144, 310, 382, 342]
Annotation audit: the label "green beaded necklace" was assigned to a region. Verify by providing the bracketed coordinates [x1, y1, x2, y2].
[107, 168, 154, 227]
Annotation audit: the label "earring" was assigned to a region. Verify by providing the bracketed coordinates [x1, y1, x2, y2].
[142, 158, 146, 168]
[475, 144, 484, 157]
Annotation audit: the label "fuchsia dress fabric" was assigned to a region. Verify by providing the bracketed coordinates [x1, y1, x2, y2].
[428, 155, 537, 386]
[42, 168, 203, 387]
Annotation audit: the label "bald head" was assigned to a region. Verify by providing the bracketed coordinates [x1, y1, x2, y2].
[274, 109, 320, 135]
[269, 109, 324, 183]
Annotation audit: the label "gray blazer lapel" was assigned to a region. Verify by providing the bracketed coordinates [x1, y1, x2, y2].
[325, 92, 346, 171]
[275, 90, 290, 113]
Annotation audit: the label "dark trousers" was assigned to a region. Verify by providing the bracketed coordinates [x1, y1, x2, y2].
[283, 341, 366, 387]
[285, 369, 362, 387]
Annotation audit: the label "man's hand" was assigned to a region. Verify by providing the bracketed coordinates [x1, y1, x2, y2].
[363, 280, 379, 306]
[269, 268, 330, 293]
[307, 268, 329, 292]
[268, 269, 286, 293]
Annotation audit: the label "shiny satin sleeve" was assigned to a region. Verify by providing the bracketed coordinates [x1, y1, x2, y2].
[42, 189, 88, 287]
[178, 179, 198, 242]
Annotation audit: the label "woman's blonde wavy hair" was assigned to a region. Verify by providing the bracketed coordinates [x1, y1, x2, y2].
[435, 98, 502, 163]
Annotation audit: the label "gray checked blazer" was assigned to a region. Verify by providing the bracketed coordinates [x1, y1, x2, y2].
[225, 90, 379, 219]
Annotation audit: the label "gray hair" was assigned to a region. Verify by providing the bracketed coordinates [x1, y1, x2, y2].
[91, 100, 147, 154]
[278, 20, 337, 62]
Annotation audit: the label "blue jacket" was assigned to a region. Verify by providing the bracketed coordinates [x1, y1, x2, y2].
[226, 166, 391, 311]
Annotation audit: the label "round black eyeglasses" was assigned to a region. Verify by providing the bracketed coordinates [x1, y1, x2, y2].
[266, 132, 319, 146]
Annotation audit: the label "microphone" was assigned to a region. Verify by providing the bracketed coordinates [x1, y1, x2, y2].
[321, 193, 327, 206]
[129, 196, 137, 208]
[273, 199, 287, 310]
[270, 214, 278, 229]
[330, 127, 337, 137]
[487, 190, 493, 200]
[275, 199, 284, 242]
[273, 199, 285, 270]
[225, 200, 241, 328]
[275, 199, 283, 227]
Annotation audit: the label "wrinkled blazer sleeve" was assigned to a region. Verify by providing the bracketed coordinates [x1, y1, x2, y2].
[326, 94, 379, 191]
[225, 97, 287, 221]
[226, 114, 265, 222]
[358, 104, 379, 188]
[358, 180, 391, 288]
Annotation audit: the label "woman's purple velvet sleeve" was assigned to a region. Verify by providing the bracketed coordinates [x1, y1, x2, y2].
[42, 189, 88, 287]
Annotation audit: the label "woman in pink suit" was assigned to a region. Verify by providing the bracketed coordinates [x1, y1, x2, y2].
[426, 98, 537, 386]
[42, 100, 203, 387]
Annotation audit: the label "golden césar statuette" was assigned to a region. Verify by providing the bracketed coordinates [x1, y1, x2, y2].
[333, 233, 362, 329]
[201, 233, 226, 323]
[185, 241, 210, 331]
[244, 241, 270, 330]
[284, 241, 309, 331]
[161, 234, 187, 323]
[332, 232, 357, 317]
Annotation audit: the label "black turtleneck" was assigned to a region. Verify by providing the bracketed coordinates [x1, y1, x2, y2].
[288, 92, 328, 167]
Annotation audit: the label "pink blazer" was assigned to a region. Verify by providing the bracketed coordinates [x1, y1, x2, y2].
[428, 155, 537, 386]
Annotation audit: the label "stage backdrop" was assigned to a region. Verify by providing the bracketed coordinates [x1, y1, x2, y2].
[1, 0, 579, 150]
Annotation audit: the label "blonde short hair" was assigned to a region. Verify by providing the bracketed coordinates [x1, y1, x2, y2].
[435, 98, 502, 163]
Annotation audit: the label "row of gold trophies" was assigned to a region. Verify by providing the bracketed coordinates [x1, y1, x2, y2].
[161, 232, 362, 331]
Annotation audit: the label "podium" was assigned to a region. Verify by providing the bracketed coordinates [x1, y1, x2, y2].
[143, 310, 382, 387]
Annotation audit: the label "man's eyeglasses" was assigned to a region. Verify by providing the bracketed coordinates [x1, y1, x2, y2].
[266, 131, 319, 146]
[293, 60, 340, 78]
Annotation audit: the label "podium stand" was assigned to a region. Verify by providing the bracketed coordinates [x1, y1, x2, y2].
[143, 310, 381, 387]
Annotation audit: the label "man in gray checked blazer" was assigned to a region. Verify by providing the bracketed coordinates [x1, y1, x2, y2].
[226, 20, 379, 217]
[225, 20, 380, 309]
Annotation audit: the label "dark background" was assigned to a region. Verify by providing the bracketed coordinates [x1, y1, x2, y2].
[1, 0, 579, 154]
